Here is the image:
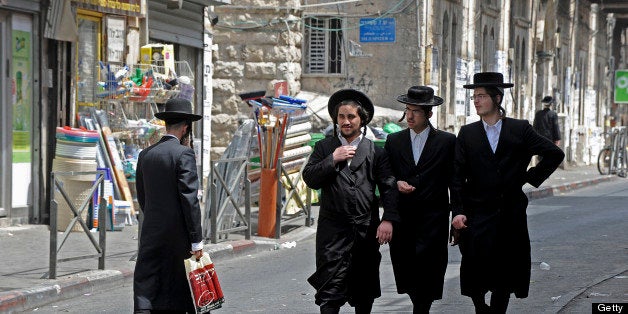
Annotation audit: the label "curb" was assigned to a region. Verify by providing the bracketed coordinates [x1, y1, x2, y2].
[0, 269, 133, 313]
[0, 226, 316, 313]
[525, 175, 617, 200]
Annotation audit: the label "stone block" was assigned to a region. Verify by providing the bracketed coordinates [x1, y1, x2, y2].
[214, 61, 245, 77]
[212, 79, 235, 94]
[245, 62, 277, 79]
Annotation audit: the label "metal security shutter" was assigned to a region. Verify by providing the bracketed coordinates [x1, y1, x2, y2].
[148, 0, 205, 48]
[2, 0, 41, 13]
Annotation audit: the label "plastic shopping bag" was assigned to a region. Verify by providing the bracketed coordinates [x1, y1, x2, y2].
[184, 252, 225, 313]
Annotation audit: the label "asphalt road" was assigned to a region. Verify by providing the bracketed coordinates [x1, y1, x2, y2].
[24, 179, 627, 313]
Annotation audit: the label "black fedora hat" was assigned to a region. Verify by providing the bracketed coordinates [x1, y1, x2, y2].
[328, 89, 374, 124]
[155, 98, 202, 121]
[463, 72, 514, 89]
[541, 96, 554, 104]
[396, 86, 444, 106]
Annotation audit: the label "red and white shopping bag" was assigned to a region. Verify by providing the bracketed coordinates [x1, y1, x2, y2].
[184, 252, 225, 313]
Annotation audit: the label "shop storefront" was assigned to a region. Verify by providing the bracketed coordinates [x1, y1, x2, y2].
[147, 0, 215, 180]
[0, 1, 41, 226]
[1, 0, 227, 227]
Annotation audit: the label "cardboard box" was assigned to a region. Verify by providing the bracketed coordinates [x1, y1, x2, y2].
[140, 44, 175, 76]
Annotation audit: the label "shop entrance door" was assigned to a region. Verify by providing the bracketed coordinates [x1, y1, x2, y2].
[10, 14, 34, 214]
[0, 11, 8, 217]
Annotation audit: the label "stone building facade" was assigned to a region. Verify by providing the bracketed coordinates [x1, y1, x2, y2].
[212, 0, 303, 159]
[210, 0, 618, 166]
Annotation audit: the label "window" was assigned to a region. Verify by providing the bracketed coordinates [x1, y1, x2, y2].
[304, 16, 343, 74]
[77, 13, 102, 106]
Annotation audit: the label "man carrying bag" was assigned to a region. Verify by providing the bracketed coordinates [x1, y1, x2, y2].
[134, 98, 205, 313]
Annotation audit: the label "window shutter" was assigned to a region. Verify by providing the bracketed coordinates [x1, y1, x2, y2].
[307, 18, 326, 73]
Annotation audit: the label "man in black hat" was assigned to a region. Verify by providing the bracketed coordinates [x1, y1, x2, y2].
[450, 72, 564, 313]
[303, 89, 399, 314]
[533, 96, 561, 146]
[134, 98, 204, 313]
[383, 86, 455, 313]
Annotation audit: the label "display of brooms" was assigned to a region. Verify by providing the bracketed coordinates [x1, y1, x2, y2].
[239, 91, 307, 170]
[238, 91, 307, 237]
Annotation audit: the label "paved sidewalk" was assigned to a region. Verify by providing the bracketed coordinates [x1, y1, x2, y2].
[0, 164, 621, 313]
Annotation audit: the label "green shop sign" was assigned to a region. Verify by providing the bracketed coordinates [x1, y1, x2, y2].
[614, 70, 628, 103]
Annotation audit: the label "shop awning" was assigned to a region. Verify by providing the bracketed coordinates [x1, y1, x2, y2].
[44, 0, 79, 42]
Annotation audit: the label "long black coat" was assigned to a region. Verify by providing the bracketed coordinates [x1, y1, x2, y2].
[134, 136, 203, 312]
[384, 128, 455, 300]
[451, 118, 564, 298]
[533, 108, 561, 142]
[303, 136, 399, 306]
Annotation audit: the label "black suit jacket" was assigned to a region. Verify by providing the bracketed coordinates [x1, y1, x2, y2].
[451, 118, 564, 298]
[384, 128, 456, 298]
[134, 136, 203, 311]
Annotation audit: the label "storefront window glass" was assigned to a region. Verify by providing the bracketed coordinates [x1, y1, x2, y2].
[77, 14, 101, 106]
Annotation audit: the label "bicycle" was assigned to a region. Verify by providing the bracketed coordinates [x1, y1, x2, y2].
[597, 126, 627, 177]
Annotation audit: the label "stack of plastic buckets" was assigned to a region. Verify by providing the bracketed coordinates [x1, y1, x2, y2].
[52, 127, 100, 232]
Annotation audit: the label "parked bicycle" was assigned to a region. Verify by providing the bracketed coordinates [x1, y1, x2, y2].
[597, 126, 627, 177]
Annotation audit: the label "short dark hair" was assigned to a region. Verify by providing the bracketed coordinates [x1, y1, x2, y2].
[165, 119, 191, 129]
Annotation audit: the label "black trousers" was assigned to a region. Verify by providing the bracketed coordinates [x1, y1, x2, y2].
[471, 290, 510, 314]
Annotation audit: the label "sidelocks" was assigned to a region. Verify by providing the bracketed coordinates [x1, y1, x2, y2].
[238, 91, 308, 237]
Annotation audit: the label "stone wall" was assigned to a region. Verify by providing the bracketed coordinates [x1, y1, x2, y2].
[300, 1, 422, 110]
[211, 0, 302, 160]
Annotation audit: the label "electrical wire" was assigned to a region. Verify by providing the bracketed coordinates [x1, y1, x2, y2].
[215, 0, 415, 32]
[303, 0, 413, 32]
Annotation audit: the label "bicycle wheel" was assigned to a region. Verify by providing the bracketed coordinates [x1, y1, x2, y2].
[597, 147, 612, 175]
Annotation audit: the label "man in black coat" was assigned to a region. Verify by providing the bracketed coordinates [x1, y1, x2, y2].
[134, 98, 204, 313]
[384, 86, 455, 313]
[304, 89, 399, 314]
[533, 95, 561, 145]
[451, 72, 565, 313]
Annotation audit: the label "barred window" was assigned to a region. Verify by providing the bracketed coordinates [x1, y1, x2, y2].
[304, 17, 343, 74]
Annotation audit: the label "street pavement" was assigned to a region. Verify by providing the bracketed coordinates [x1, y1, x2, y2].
[0, 164, 623, 313]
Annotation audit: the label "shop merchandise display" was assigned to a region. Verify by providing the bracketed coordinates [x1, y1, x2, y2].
[52, 127, 100, 232]
[245, 94, 316, 236]
[65, 58, 196, 230]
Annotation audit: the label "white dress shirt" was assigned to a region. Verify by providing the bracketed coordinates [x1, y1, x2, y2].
[410, 127, 430, 164]
[483, 119, 502, 153]
[338, 133, 363, 166]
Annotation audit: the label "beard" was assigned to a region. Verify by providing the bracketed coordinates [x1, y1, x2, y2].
[341, 126, 361, 139]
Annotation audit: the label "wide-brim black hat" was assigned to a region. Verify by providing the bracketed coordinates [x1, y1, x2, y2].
[328, 89, 374, 125]
[541, 96, 554, 104]
[396, 86, 444, 106]
[154, 98, 202, 121]
[463, 72, 514, 89]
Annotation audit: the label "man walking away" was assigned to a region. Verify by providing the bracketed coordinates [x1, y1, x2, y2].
[533, 96, 561, 146]
[134, 98, 204, 313]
